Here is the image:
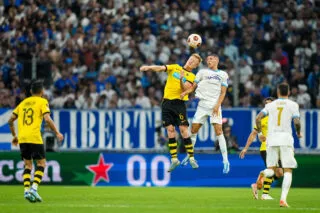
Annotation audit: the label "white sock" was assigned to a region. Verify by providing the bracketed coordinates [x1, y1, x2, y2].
[217, 134, 228, 163]
[190, 133, 197, 146]
[281, 172, 292, 201]
[32, 183, 38, 191]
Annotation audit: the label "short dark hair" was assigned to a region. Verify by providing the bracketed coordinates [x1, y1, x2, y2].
[264, 97, 275, 103]
[31, 80, 44, 94]
[278, 83, 289, 96]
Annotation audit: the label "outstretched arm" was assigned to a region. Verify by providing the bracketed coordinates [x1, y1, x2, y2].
[140, 65, 166, 72]
[8, 114, 18, 146]
[239, 129, 257, 159]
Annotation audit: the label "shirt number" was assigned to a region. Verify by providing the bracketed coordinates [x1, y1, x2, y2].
[23, 108, 34, 126]
[277, 107, 283, 126]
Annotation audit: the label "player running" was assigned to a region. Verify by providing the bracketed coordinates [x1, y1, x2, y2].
[255, 83, 301, 208]
[8, 80, 64, 202]
[240, 97, 283, 200]
[179, 54, 230, 173]
[140, 54, 202, 172]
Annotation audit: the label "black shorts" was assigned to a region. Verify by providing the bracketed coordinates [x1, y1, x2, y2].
[260, 150, 282, 168]
[20, 143, 46, 160]
[161, 99, 189, 127]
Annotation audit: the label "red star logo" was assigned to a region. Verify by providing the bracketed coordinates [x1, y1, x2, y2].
[86, 154, 113, 186]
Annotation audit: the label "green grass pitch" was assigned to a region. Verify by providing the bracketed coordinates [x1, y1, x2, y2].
[0, 186, 319, 213]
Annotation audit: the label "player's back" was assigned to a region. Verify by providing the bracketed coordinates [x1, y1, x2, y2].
[263, 98, 300, 146]
[13, 96, 50, 144]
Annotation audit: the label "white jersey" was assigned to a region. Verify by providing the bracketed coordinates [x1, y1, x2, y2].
[262, 98, 300, 147]
[194, 68, 228, 108]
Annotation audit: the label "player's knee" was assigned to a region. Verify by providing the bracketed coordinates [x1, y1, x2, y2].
[215, 128, 223, 136]
[24, 160, 32, 170]
[37, 160, 46, 168]
[213, 124, 223, 135]
[179, 126, 189, 138]
[263, 168, 275, 177]
[276, 168, 284, 178]
[166, 125, 175, 136]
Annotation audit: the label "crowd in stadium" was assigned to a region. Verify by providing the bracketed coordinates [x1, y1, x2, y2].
[0, 0, 319, 109]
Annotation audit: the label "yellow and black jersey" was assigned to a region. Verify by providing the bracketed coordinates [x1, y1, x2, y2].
[164, 64, 196, 101]
[13, 96, 50, 144]
[254, 116, 268, 151]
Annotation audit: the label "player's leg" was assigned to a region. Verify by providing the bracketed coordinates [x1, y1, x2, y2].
[181, 106, 207, 165]
[176, 101, 198, 169]
[179, 125, 198, 169]
[279, 146, 297, 207]
[211, 108, 229, 173]
[20, 143, 36, 202]
[259, 150, 275, 200]
[166, 125, 180, 172]
[181, 123, 202, 165]
[262, 146, 279, 177]
[29, 144, 46, 202]
[161, 100, 180, 172]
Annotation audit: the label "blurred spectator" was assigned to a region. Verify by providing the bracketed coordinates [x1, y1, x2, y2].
[100, 82, 116, 100]
[297, 84, 311, 109]
[239, 58, 253, 85]
[289, 87, 299, 102]
[215, 125, 239, 153]
[136, 87, 151, 109]
[0, 0, 319, 110]
[264, 52, 281, 81]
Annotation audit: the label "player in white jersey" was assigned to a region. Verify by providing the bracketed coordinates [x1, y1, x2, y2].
[180, 55, 230, 173]
[255, 83, 302, 208]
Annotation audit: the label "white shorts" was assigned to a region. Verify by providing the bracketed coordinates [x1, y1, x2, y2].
[267, 146, 297, 169]
[192, 105, 222, 125]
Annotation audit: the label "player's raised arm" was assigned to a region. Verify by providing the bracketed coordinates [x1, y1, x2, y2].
[239, 129, 258, 159]
[43, 113, 64, 142]
[8, 113, 18, 146]
[140, 65, 166, 72]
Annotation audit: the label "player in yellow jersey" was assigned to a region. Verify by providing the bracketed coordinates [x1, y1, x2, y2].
[7, 80, 63, 203]
[240, 97, 283, 200]
[140, 54, 202, 172]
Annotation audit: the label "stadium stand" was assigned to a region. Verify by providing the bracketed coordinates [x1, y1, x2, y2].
[0, 0, 319, 109]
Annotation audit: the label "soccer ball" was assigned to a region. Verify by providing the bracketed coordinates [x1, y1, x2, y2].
[187, 34, 202, 48]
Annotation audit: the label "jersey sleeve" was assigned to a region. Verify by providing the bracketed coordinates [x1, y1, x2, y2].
[165, 64, 177, 74]
[41, 99, 51, 115]
[13, 105, 20, 117]
[221, 72, 229, 87]
[292, 102, 300, 119]
[261, 104, 270, 116]
[194, 70, 202, 84]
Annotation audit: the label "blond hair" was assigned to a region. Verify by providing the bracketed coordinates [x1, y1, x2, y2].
[191, 53, 202, 62]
